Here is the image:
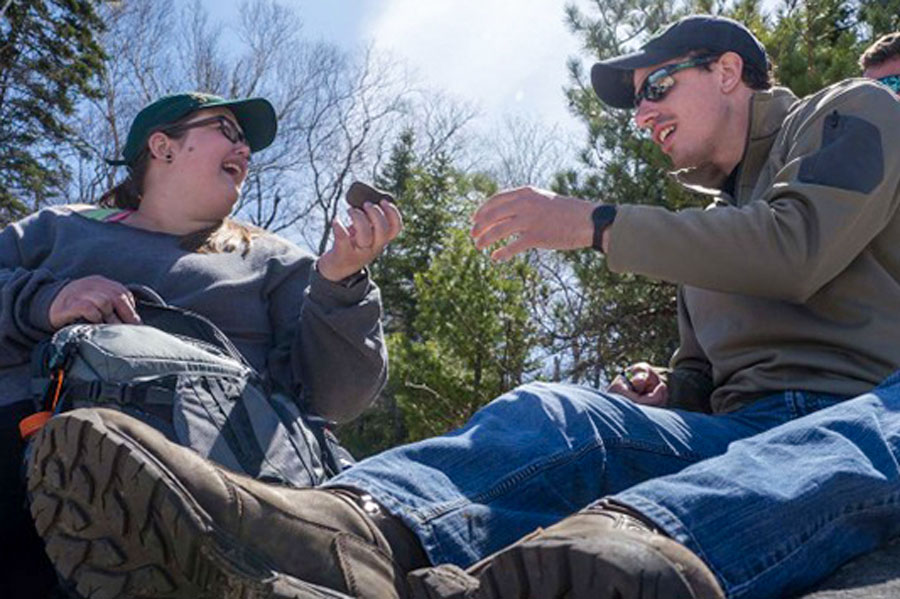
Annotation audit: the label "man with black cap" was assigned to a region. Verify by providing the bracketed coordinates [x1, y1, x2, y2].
[30, 15, 900, 599]
[437, 13, 900, 599]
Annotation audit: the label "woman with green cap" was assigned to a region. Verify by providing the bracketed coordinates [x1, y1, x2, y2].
[0, 92, 401, 597]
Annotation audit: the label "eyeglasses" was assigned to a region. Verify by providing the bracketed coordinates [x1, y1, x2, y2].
[164, 115, 247, 146]
[877, 74, 900, 95]
[634, 55, 719, 107]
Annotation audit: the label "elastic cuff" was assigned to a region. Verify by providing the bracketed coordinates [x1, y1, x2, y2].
[29, 279, 70, 333]
[309, 263, 372, 305]
[604, 204, 634, 273]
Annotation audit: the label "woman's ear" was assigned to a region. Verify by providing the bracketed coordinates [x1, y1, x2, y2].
[147, 131, 173, 162]
[718, 51, 745, 93]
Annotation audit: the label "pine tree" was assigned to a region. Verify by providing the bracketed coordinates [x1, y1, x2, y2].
[0, 0, 105, 224]
[547, 0, 693, 385]
[341, 132, 541, 454]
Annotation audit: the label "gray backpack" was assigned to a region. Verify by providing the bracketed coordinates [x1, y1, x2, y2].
[25, 293, 353, 487]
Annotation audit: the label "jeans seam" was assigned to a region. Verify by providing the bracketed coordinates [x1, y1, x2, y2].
[463, 434, 705, 510]
[727, 491, 900, 599]
[467, 438, 606, 507]
[605, 437, 707, 462]
[785, 390, 801, 420]
[378, 438, 609, 525]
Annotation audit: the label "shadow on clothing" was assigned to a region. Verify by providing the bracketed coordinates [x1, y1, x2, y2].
[1, 401, 62, 598]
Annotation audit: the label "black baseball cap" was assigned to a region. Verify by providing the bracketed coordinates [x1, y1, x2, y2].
[591, 15, 768, 109]
[107, 92, 277, 167]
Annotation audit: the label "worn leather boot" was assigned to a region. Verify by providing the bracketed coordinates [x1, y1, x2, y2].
[26, 408, 419, 599]
[408, 501, 725, 599]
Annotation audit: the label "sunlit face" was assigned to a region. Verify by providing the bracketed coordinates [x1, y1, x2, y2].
[632, 55, 734, 170]
[165, 107, 251, 218]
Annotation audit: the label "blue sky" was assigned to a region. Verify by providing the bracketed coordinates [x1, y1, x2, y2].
[202, 0, 586, 137]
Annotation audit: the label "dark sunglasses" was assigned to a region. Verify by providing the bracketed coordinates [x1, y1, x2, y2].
[164, 115, 247, 145]
[877, 74, 900, 95]
[633, 55, 720, 107]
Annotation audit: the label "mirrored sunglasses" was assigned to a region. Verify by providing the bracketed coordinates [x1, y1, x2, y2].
[634, 55, 719, 108]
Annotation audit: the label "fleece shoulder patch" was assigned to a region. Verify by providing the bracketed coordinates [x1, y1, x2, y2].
[798, 110, 883, 194]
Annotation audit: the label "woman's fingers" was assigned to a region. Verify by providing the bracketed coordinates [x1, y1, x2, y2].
[382, 201, 404, 240]
[111, 291, 140, 324]
[49, 276, 140, 329]
[348, 207, 374, 249]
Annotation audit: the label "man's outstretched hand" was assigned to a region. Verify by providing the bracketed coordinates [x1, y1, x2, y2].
[470, 186, 599, 262]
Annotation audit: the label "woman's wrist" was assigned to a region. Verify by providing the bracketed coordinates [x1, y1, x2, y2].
[315, 257, 365, 287]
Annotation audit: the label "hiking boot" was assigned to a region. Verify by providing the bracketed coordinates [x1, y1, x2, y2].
[25, 408, 417, 599]
[408, 502, 725, 599]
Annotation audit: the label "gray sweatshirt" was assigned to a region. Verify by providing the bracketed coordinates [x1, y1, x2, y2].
[0, 206, 387, 422]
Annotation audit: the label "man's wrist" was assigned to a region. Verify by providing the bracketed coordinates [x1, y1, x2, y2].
[591, 204, 617, 253]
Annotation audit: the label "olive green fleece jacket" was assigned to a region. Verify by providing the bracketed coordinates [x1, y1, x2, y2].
[606, 79, 900, 413]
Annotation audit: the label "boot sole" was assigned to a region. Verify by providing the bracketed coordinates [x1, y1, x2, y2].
[26, 410, 350, 599]
[477, 537, 699, 599]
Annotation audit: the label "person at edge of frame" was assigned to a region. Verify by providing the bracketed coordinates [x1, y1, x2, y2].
[0, 92, 400, 598]
[24, 14, 900, 599]
[861, 31, 900, 94]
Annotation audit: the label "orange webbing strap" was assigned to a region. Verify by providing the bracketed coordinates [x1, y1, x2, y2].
[19, 369, 65, 440]
[19, 412, 53, 439]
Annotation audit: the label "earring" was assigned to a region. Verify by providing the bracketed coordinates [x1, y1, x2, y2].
[165, 154, 173, 163]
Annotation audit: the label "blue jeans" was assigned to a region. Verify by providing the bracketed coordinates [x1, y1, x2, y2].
[328, 376, 900, 599]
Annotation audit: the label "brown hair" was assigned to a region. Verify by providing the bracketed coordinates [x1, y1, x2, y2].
[860, 33, 900, 70]
[691, 49, 775, 90]
[98, 117, 259, 256]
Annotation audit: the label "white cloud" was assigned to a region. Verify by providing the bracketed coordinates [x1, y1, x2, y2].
[365, 0, 584, 131]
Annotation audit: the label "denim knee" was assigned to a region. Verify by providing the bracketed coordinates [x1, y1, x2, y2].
[475, 381, 630, 443]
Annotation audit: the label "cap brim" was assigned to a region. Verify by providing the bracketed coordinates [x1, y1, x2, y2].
[590, 47, 678, 109]
[205, 97, 277, 153]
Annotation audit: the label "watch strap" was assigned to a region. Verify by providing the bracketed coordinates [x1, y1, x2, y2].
[591, 204, 617, 252]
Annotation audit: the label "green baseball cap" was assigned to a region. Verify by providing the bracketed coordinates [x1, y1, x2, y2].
[107, 92, 277, 167]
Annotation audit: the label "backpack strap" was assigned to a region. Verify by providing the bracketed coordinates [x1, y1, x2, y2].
[19, 367, 66, 440]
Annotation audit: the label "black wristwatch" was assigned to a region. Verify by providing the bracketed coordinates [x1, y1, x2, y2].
[591, 204, 617, 252]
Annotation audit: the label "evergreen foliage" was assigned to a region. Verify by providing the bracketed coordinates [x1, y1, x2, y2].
[340, 134, 541, 455]
[4, 0, 897, 456]
[0, 0, 105, 224]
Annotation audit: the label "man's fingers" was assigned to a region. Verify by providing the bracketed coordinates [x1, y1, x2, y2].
[471, 189, 517, 226]
[625, 363, 660, 393]
[607, 376, 633, 395]
[642, 383, 669, 407]
[627, 371, 651, 394]
[471, 200, 517, 239]
[473, 217, 521, 251]
[490, 235, 534, 262]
